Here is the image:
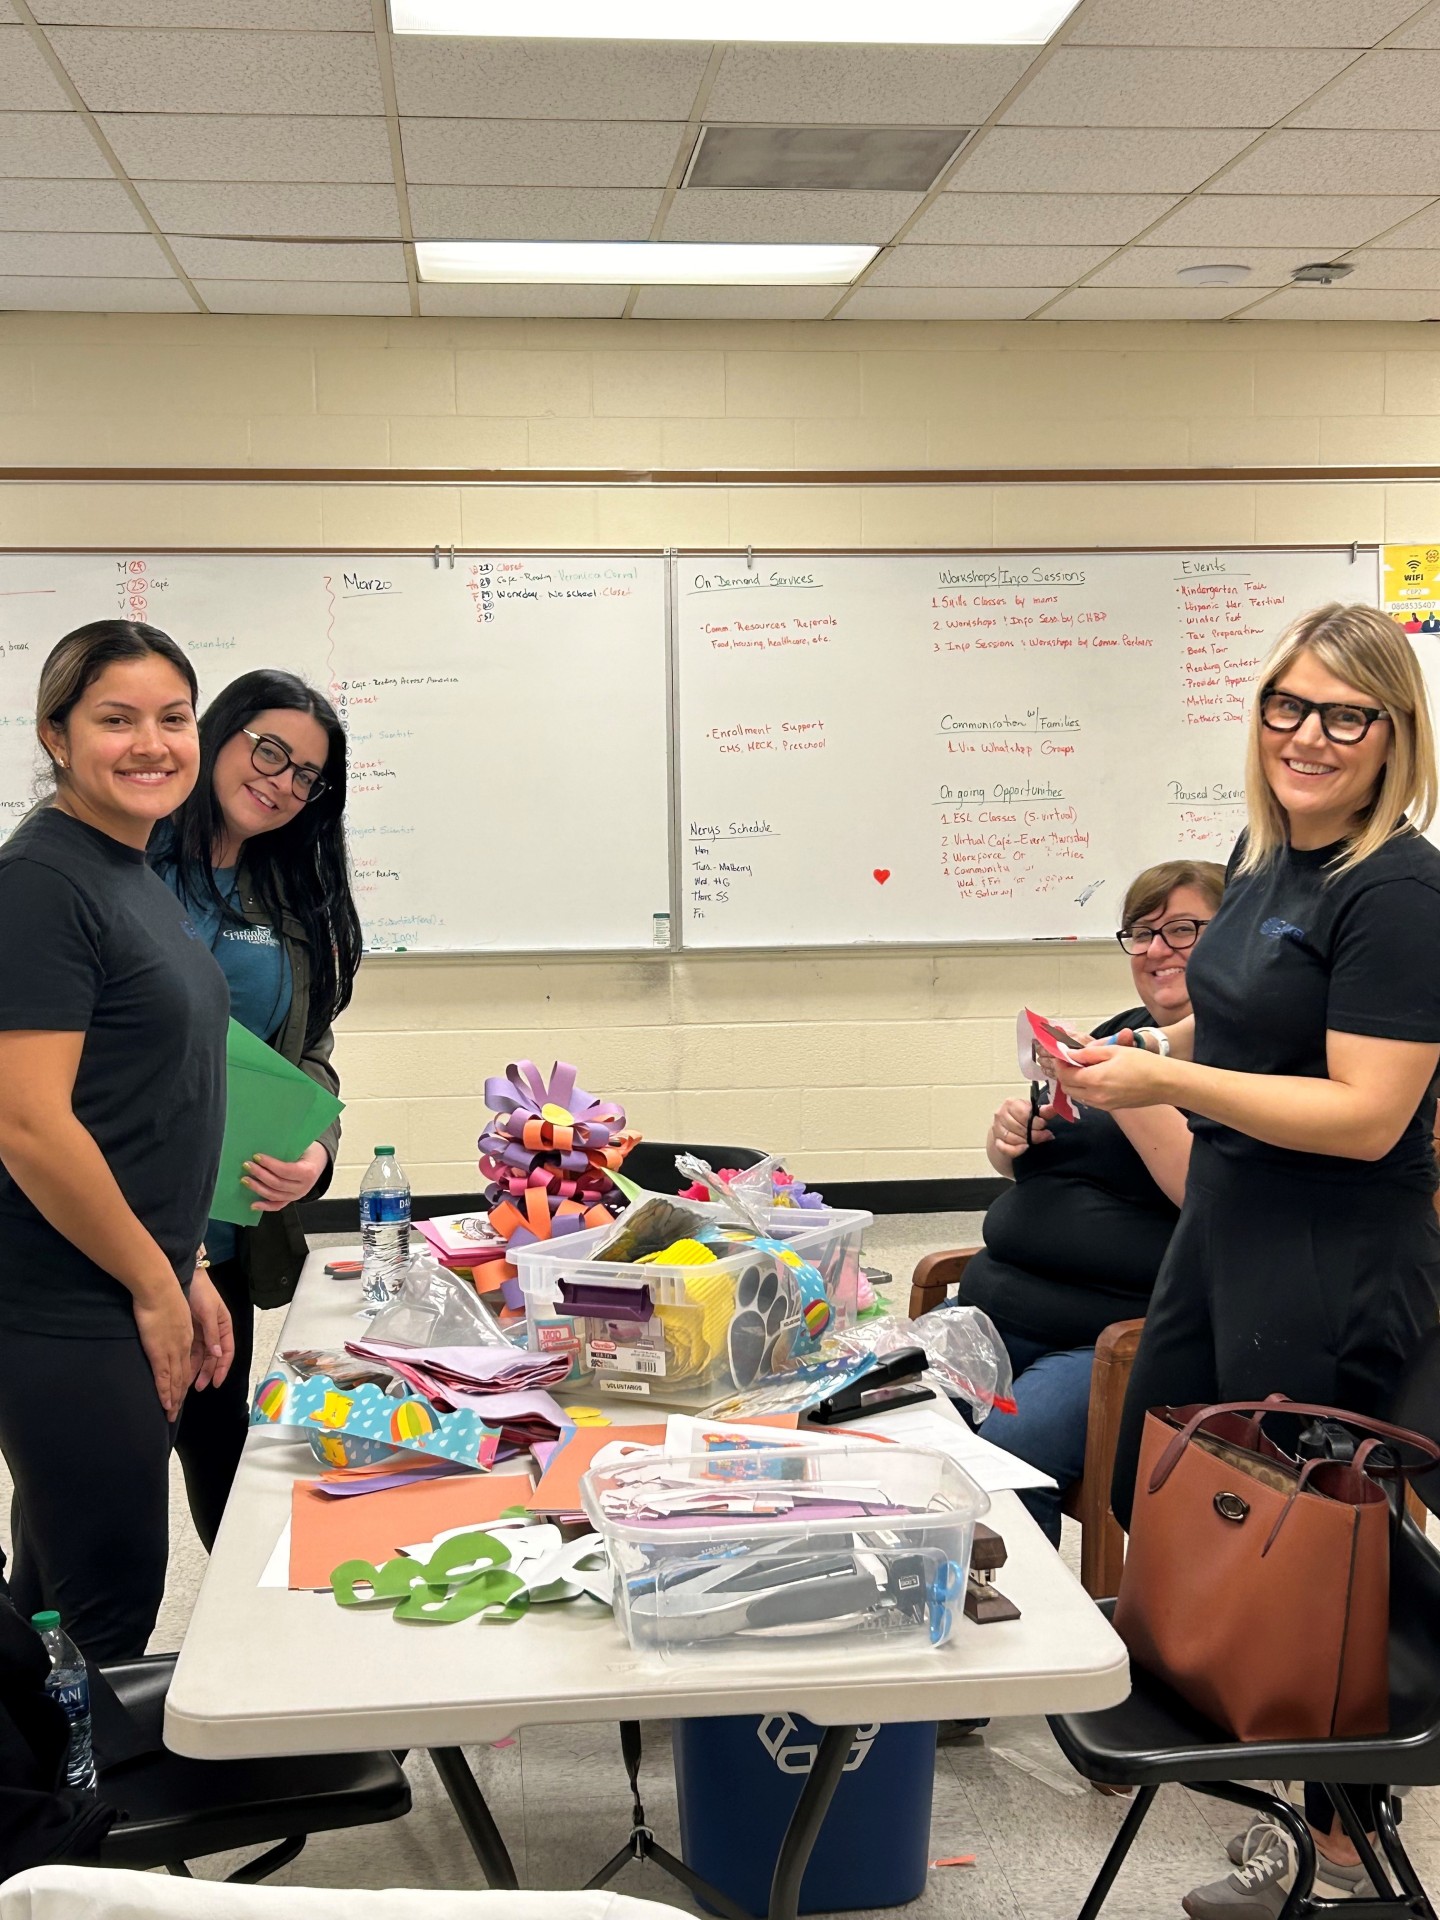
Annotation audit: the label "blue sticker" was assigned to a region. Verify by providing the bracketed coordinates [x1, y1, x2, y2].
[1260, 917, 1306, 942]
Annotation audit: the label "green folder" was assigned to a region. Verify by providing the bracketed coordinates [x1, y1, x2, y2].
[209, 1018, 346, 1227]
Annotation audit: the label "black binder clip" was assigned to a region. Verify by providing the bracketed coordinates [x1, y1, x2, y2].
[805, 1346, 935, 1426]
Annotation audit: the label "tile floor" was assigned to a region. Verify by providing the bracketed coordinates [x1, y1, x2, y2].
[4, 1211, 1438, 1918]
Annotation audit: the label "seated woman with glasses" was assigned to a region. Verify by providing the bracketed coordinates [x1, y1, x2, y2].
[153, 670, 363, 1550]
[947, 858, 1225, 1544]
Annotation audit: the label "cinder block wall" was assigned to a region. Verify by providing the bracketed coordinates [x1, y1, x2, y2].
[1, 311, 1430, 1194]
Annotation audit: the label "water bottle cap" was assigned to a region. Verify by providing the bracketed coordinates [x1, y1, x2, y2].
[373, 1146, 395, 1156]
[31, 1611, 59, 1631]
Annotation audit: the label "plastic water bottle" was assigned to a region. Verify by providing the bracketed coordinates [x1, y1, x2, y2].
[360, 1145, 411, 1304]
[32, 1612, 96, 1791]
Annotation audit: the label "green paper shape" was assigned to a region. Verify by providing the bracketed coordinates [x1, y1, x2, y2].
[210, 1019, 345, 1226]
[423, 1530, 509, 1581]
[331, 1556, 441, 1609]
[396, 1569, 527, 1625]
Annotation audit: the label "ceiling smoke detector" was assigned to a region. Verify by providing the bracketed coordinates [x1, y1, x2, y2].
[1175, 263, 1251, 286]
[1291, 261, 1355, 285]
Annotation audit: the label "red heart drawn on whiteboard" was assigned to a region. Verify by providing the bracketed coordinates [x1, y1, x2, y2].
[873, 869, 891, 885]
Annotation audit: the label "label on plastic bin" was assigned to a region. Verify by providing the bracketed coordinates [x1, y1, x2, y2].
[598, 1378, 653, 1397]
[588, 1338, 666, 1377]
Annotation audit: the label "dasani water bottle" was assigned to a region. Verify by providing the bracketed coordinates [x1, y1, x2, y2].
[32, 1612, 96, 1791]
[360, 1145, 411, 1303]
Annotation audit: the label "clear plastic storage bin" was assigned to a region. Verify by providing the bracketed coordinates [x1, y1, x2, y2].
[518, 1202, 869, 1407]
[581, 1442, 990, 1655]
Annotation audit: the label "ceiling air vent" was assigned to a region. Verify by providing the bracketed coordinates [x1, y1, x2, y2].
[684, 124, 971, 193]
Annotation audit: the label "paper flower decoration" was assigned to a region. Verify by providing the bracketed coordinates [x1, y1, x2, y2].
[678, 1167, 825, 1210]
[478, 1059, 640, 1275]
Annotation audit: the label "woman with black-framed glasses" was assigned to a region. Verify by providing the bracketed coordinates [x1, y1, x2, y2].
[152, 669, 362, 1549]
[1055, 603, 1440, 1916]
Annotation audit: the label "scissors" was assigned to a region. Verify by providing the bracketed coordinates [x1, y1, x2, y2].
[929, 1559, 967, 1646]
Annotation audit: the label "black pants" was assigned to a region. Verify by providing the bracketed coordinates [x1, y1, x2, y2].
[1112, 1141, 1440, 1839]
[0, 1326, 173, 1664]
[174, 1257, 253, 1553]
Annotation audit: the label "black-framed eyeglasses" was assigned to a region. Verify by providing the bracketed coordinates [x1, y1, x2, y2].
[1115, 917, 1211, 956]
[1259, 685, 1389, 746]
[241, 728, 327, 802]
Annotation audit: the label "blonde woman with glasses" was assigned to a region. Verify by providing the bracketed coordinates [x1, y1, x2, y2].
[1055, 603, 1440, 1919]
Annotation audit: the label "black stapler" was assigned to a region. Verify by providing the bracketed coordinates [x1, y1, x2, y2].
[804, 1346, 935, 1426]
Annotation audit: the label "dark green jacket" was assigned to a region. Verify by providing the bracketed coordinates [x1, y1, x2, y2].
[228, 865, 343, 1311]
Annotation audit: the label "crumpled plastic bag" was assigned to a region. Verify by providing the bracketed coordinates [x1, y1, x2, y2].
[365, 1251, 513, 1349]
[829, 1305, 1015, 1420]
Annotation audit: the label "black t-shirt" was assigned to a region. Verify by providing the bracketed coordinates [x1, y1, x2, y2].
[957, 1007, 1180, 1349]
[0, 809, 229, 1336]
[1186, 828, 1440, 1190]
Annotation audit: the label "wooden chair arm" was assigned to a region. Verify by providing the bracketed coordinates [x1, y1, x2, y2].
[909, 1247, 981, 1320]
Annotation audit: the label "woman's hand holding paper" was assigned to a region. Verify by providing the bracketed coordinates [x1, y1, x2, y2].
[1053, 1037, 1174, 1113]
[242, 1140, 329, 1211]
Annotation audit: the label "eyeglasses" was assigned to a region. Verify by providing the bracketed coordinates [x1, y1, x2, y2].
[1115, 917, 1211, 956]
[241, 728, 327, 802]
[1259, 686, 1389, 746]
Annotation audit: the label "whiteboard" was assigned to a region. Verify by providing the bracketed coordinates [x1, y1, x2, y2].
[675, 548, 1381, 948]
[0, 552, 671, 953]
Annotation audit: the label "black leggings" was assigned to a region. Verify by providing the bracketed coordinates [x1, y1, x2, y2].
[0, 1324, 173, 1664]
[1112, 1142, 1440, 1841]
[174, 1256, 253, 1553]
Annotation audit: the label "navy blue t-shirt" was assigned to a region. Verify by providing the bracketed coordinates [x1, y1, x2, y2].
[0, 809, 229, 1335]
[1186, 828, 1440, 1190]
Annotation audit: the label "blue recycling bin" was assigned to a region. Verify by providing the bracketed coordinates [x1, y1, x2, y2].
[673, 1712, 938, 1916]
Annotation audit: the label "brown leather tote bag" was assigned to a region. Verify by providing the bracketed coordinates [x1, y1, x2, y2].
[1113, 1397, 1440, 1743]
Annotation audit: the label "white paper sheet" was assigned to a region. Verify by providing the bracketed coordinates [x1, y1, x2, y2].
[848, 1404, 1057, 1494]
[259, 1521, 292, 1589]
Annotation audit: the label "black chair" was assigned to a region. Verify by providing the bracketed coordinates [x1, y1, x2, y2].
[93, 1654, 410, 1882]
[620, 1140, 764, 1195]
[1047, 1348, 1440, 1920]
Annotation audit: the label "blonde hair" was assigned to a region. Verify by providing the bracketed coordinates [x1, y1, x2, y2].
[1239, 602, 1436, 877]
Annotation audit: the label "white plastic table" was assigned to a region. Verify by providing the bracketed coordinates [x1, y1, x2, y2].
[166, 1248, 1129, 1917]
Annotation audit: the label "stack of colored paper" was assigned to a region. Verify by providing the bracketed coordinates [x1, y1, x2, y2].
[416, 1211, 509, 1270]
[347, 1339, 574, 1454]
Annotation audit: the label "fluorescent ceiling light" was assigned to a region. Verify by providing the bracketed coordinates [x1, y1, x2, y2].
[415, 240, 877, 285]
[391, 0, 1079, 43]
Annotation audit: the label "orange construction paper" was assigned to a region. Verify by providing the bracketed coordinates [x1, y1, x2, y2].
[525, 1413, 800, 1518]
[288, 1472, 534, 1590]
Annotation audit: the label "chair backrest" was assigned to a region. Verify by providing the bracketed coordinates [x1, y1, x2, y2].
[619, 1141, 764, 1195]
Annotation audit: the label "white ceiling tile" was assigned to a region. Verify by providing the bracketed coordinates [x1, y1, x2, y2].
[0, 229, 168, 274]
[631, 286, 838, 318]
[37, 0, 368, 22]
[1389, 17, 1440, 47]
[704, 45, 1032, 126]
[399, 118, 684, 189]
[392, 40, 710, 120]
[170, 236, 405, 280]
[1221, 131, 1440, 195]
[0, 178, 144, 231]
[141, 180, 400, 237]
[407, 184, 662, 241]
[0, 110, 107, 178]
[1043, 286, 1255, 318]
[1085, 245, 1319, 288]
[1150, 193, 1429, 248]
[0, 2, 15, 17]
[98, 113, 393, 183]
[916, 191, 1177, 245]
[1381, 202, 1440, 247]
[0, 273, 191, 308]
[416, 283, 627, 316]
[1250, 286, 1440, 317]
[1336, 250, 1440, 289]
[870, 242, 1109, 286]
[194, 278, 410, 313]
[954, 127, 1261, 195]
[1291, 51, 1440, 130]
[0, 26, 71, 110]
[49, 27, 382, 114]
[662, 190, 918, 244]
[1071, 0, 1414, 46]
[838, 286, 1058, 319]
[1004, 47, 1349, 129]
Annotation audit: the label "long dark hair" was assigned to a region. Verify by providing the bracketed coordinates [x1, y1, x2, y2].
[163, 671, 362, 1049]
[38, 620, 198, 785]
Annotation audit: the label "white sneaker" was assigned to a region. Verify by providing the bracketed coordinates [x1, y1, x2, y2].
[1184, 1822, 1297, 1920]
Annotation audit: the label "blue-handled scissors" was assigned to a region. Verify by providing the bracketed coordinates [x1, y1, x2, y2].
[929, 1559, 966, 1646]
